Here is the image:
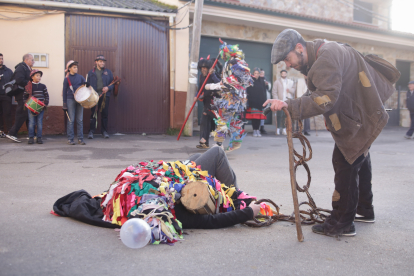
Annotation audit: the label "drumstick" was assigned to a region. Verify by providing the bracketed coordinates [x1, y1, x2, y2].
[66, 111, 71, 122]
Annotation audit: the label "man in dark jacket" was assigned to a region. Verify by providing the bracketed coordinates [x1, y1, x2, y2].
[265, 29, 398, 237]
[87, 54, 114, 139]
[195, 58, 221, 149]
[6, 54, 33, 143]
[0, 53, 14, 137]
[405, 81, 414, 139]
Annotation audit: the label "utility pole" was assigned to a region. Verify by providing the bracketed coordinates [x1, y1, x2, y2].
[183, 0, 204, 136]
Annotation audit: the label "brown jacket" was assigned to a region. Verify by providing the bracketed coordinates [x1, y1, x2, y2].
[287, 40, 397, 164]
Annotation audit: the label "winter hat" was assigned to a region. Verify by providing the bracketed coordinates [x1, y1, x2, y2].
[65, 60, 78, 77]
[30, 69, 43, 78]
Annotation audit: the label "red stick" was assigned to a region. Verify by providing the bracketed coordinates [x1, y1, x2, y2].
[177, 49, 223, 141]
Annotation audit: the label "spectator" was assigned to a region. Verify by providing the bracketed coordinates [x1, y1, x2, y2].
[6, 54, 33, 143]
[0, 53, 13, 137]
[272, 69, 296, 135]
[63, 60, 86, 145]
[405, 80, 414, 139]
[296, 77, 311, 136]
[246, 68, 267, 137]
[25, 70, 49, 144]
[259, 69, 271, 135]
[87, 55, 114, 139]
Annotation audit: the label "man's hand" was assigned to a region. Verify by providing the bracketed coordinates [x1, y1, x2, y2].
[263, 99, 288, 112]
[209, 68, 215, 74]
[62, 102, 68, 111]
[102, 86, 109, 93]
[249, 201, 261, 217]
[194, 97, 198, 102]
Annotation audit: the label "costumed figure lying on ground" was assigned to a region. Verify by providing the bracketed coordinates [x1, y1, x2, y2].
[204, 43, 253, 152]
[52, 147, 277, 246]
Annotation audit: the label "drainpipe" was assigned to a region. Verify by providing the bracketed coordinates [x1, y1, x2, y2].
[0, 0, 176, 18]
[169, 16, 176, 128]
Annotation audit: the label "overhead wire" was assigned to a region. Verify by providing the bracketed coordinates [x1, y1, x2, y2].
[335, 0, 391, 23]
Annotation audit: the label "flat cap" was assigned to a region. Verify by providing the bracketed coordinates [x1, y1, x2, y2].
[271, 29, 304, 64]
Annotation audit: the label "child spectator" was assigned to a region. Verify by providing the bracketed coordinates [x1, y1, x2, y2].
[62, 60, 86, 145]
[24, 69, 49, 144]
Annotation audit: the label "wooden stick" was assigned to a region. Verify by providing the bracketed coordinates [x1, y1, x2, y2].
[177, 48, 223, 141]
[283, 107, 304, 242]
[65, 111, 71, 122]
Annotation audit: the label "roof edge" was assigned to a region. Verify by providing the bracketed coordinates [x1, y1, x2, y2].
[200, 0, 414, 40]
[0, 0, 177, 17]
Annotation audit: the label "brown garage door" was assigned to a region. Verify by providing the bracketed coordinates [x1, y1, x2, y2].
[65, 14, 170, 134]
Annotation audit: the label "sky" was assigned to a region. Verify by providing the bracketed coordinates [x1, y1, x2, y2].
[391, 0, 414, 34]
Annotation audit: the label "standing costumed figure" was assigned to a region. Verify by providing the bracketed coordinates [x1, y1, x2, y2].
[205, 43, 253, 152]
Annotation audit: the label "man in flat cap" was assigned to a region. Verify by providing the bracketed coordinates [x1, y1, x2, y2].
[264, 29, 399, 237]
[87, 54, 114, 139]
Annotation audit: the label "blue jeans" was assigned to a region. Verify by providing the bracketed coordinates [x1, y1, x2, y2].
[66, 99, 84, 140]
[28, 109, 44, 138]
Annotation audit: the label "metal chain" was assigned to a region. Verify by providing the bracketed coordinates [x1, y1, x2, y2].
[244, 120, 331, 227]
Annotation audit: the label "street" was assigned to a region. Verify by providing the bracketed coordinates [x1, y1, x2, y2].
[0, 126, 413, 276]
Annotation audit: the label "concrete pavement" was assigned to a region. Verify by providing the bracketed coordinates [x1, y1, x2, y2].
[0, 126, 413, 276]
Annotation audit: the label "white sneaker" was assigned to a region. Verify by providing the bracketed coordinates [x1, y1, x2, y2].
[253, 130, 258, 137]
[257, 130, 262, 137]
[276, 129, 280, 135]
[6, 134, 21, 143]
[282, 128, 287, 135]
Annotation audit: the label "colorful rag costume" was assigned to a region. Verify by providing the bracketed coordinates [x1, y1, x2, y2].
[207, 43, 253, 152]
[98, 158, 273, 245]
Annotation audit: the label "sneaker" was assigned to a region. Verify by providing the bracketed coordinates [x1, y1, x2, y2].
[6, 134, 21, 143]
[36, 137, 43, 144]
[0, 131, 5, 138]
[304, 132, 311, 136]
[276, 128, 280, 135]
[354, 215, 375, 223]
[78, 139, 86, 145]
[88, 131, 94, 139]
[253, 130, 258, 137]
[282, 128, 287, 135]
[102, 131, 109, 139]
[67, 140, 75, 145]
[257, 130, 262, 137]
[28, 137, 34, 144]
[404, 134, 412, 139]
[312, 223, 356, 237]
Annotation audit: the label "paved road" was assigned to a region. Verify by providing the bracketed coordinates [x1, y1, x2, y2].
[0, 127, 413, 276]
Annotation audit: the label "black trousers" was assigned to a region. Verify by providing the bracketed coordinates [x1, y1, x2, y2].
[406, 110, 414, 137]
[251, 119, 261, 130]
[9, 98, 28, 137]
[199, 110, 214, 145]
[89, 95, 110, 133]
[0, 95, 12, 132]
[323, 144, 373, 235]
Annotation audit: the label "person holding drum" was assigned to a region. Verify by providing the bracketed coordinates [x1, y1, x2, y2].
[24, 69, 49, 144]
[87, 54, 114, 139]
[63, 60, 87, 145]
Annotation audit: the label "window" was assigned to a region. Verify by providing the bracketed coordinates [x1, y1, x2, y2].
[353, 0, 373, 24]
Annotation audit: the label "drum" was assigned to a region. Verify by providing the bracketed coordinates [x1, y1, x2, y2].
[74, 85, 99, 109]
[25, 96, 45, 115]
[181, 181, 216, 215]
